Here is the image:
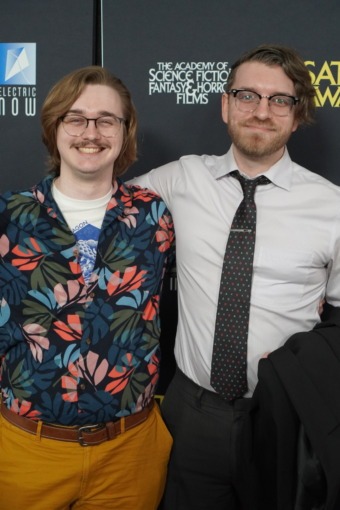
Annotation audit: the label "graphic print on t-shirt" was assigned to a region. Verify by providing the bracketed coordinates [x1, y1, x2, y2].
[73, 221, 100, 284]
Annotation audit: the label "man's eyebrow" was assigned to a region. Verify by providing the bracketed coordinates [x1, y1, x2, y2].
[66, 108, 118, 117]
[237, 87, 296, 96]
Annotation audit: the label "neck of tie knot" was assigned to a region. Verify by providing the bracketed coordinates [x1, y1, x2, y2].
[231, 170, 270, 200]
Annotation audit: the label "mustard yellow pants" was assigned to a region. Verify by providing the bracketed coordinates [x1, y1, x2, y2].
[0, 404, 172, 510]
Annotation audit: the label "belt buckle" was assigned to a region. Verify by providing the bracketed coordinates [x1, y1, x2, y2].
[77, 423, 105, 446]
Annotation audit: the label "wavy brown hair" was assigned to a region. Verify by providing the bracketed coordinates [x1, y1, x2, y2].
[226, 44, 316, 126]
[41, 66, 137, 178]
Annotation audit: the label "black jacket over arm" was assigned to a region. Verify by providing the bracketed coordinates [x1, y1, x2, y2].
[251, 316, 340, 510]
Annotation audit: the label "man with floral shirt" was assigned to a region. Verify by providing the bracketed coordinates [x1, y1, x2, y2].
[0, 66, 174, 510]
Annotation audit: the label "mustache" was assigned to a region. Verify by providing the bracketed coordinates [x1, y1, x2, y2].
[243, 120, 276, 130]
[73, 141, 110, 148]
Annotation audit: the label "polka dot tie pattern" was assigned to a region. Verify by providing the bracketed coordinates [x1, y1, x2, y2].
[210, 170, 270, 400]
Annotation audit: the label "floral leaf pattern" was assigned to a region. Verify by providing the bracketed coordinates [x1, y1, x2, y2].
[0, 177, 174, 425]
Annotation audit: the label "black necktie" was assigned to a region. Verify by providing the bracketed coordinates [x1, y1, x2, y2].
[210, 170, 270, 400]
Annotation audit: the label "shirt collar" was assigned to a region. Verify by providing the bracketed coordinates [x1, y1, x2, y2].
[211, 145, 294, 191]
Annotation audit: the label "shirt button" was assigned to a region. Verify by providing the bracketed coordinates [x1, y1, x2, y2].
[86, 338, 91, 345]
[79, 383, 86, 390]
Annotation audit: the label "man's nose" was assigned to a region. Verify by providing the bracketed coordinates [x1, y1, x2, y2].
[252, 98, 272, 119]
[83, 119, 100, 137]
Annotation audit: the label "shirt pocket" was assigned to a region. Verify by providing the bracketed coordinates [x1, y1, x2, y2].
[252, 246, 315, 308]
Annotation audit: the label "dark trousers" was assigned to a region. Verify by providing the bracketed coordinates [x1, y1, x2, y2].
[160, 368, 256, 510]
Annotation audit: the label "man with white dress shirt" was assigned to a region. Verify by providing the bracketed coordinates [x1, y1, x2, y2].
[133, 44, 340, 510]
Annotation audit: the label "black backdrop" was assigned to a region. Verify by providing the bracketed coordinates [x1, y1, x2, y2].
[1, 0, 340, 393]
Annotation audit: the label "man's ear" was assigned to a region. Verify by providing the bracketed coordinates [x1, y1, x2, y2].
[221, 93, 229, 124]
[291, 117, 299, 133]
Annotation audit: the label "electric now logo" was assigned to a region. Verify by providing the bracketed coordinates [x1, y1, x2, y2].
[0, 43, 36, 85]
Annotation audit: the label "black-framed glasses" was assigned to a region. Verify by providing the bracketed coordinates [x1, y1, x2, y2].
[60, 114, 126, 137]
[226, 89, 300, 117]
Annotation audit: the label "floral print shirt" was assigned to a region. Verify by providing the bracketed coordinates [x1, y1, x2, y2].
[0, 176, 174, 425]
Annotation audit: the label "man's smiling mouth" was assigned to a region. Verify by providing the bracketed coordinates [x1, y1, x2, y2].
[77, 146, 104, 154]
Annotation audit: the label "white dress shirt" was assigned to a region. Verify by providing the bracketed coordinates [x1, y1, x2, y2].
[132, 147, 340, 395]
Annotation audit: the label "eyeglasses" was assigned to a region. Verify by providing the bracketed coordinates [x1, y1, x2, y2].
[60, 114, 126, 137]
[226, 89, 300, 117]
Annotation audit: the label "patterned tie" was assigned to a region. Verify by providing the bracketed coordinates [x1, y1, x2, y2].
[210, 170, 270, 400]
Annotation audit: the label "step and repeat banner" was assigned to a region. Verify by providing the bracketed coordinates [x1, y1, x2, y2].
[1, 0, 340, 393]
[102, 0, 340, 185]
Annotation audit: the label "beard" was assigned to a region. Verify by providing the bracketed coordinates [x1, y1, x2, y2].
[228, 119, 292, 159]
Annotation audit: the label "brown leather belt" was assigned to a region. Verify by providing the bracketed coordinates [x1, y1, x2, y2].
[1, 399, 154, 446]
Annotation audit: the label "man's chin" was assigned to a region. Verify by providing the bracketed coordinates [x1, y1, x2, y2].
[234, 142, 274, 159]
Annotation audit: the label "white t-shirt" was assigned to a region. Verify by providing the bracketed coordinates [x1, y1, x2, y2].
[52, 184, 112, 285]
